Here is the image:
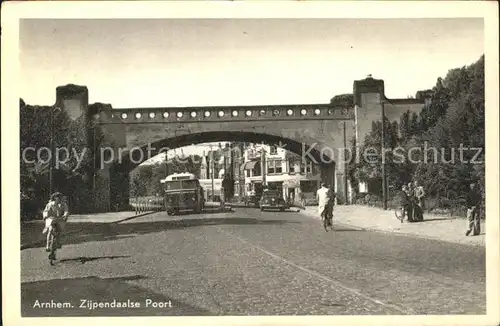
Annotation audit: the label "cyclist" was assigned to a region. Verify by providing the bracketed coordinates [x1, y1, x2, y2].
[42, 192, 69, 252]
[325, 186, 336, 227]
[316, 183, 330, 222]
[397, 185, 410, 221]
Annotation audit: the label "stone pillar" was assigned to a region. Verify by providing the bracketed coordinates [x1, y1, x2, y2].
[320, 162, 336, 192]
[54, 85, 95, 212]
[93, 167, 111, 212]
[353, 76, 385, 196]
[55, 84, 89, 121]
[353, 75, 385, 148]
[109, 164, 130, 211]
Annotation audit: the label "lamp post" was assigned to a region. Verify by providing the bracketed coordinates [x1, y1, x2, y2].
[209, 145, 215, 201]
[381, 99, 388, 210]
[343, 120, 349, 204]
[260, 145, 267, 187]
[49, 107, 61, 197]
[164, 150, 168, 176]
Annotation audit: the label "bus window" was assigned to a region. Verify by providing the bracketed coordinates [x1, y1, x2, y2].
[182, 180, 198, 189]
[165, 181, 182, 190]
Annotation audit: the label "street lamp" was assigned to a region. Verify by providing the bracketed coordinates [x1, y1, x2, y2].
[49, 107, 62, 197]
[380, 99, 388, 210]
[164, 150, 169, 176]
[259, 145, 267, 187]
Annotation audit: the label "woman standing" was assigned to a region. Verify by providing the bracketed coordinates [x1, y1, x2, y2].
[413, 180, 425, 221]
[406, 182, 415, 222]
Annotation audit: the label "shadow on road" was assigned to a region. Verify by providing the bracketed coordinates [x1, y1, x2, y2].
[170, 208, 234, 215]
[414, 217, 453, 222]
[331, 227, 365, 232]
[58, 255, 131, 264]
[21, 275, 213, 316]
[22, 217, 301, 250]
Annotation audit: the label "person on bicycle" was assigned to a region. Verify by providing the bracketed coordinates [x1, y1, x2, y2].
[42, 192, 69, 252]
[398, 185, 410, 221]
[316, 183, 330, 221]
[325, 186, 336, 227]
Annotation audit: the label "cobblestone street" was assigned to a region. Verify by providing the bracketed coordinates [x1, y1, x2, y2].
[20, 207, 485, 316]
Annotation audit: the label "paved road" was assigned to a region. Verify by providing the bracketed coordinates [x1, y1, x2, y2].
[21, 207, 485, 316]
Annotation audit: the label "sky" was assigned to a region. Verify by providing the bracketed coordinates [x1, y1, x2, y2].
[19, 18, 484, 159]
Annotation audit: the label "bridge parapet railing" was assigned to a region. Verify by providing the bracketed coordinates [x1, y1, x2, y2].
[97, 105, 355, 124]
[130, 196, 164, 214]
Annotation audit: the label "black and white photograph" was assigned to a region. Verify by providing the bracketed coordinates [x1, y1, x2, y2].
[2, 1, 499, 325]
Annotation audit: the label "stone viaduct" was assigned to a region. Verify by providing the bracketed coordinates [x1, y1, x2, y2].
[53, 76, 430, 212]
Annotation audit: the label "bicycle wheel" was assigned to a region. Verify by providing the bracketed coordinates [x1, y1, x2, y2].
[48, 231, 57, 265]
[394, 208, 404, 222]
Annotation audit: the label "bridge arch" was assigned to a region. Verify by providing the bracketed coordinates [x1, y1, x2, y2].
[103, 131, 338, 210]
[112, 131, 337, 171]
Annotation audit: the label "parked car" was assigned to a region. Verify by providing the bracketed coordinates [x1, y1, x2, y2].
[259, 190, 288, 212]
[244, 194, 259, 207]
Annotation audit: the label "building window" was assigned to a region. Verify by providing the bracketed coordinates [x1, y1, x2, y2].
[267, 160, 283, 175]
[300, 161, 313, 174]
[275, 160, 282, 174]
[288, 160, 297, 174]
[270, 146, 277, 155]
[307, 162, 313, 174]
[300, 180, 317, 193]
[267, 160, 275, 174]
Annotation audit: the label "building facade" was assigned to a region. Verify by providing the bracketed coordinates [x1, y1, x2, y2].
[241, 143, 322, 204]
[198, 142, 245, 202]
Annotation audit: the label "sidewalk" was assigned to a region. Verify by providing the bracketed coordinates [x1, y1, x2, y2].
[21, 211, 154, 249]
[298, 205, 485, 247]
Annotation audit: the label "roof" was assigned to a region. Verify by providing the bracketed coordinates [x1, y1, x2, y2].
[160, 172, 197, 183]
[242, 160, 259, 170]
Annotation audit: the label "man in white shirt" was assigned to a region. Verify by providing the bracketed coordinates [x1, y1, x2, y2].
[316, 183, 331, 221]
[42, 192, 69, 252]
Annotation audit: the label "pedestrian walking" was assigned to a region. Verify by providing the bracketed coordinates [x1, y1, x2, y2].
[299, 192, 306, 209]
[465, 182, 482, 236]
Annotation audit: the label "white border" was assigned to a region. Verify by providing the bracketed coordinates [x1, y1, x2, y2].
[2, 2, 499, 326]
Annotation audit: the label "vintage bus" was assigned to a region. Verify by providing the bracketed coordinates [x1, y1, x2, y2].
[160, 172, 204, 215]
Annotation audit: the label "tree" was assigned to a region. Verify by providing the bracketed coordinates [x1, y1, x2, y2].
[349, 54, 485, 213]
[399, 111, 410, 142]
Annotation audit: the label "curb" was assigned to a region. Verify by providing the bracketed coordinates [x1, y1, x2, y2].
[111, 211, 156, 224]
[20, 211, 157, 250]
[296, 208, 485, 247]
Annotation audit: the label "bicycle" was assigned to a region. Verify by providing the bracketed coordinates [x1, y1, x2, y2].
[394, 207, 405, 223]
[45, 218, 60, 266]
[322, 205, 334, 232]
